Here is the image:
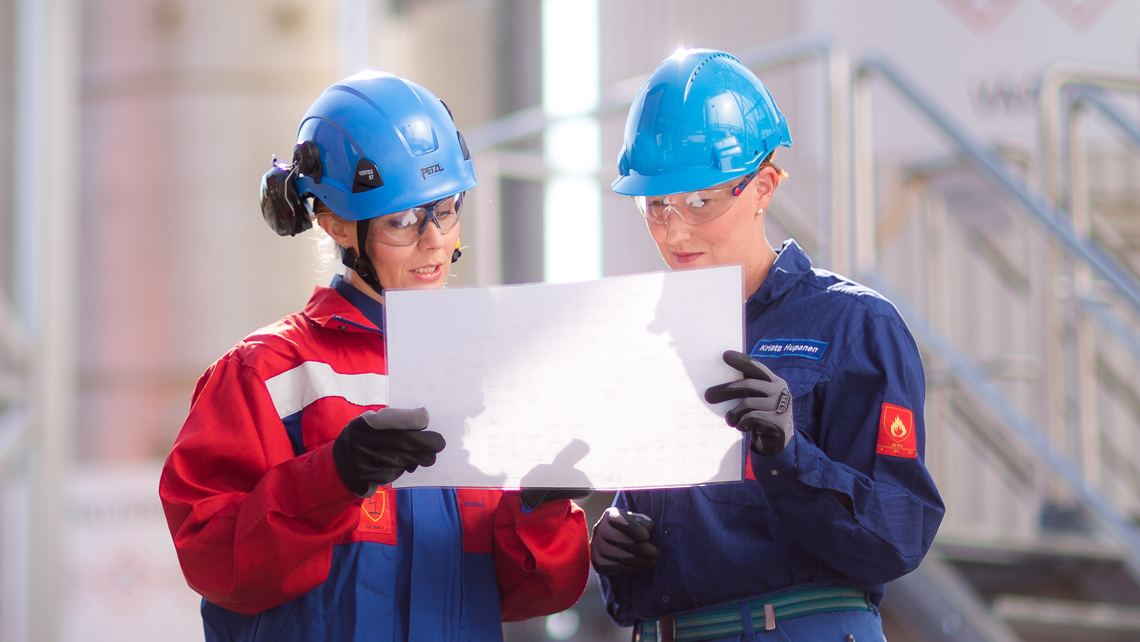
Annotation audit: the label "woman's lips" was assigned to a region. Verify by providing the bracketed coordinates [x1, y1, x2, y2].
[410, 264, 443, 281]
[673, 251, 703, 265]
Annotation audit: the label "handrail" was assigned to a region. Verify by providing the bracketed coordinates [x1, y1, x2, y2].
[852, 54, 1140, 319]
[1064, 84, 1140, 475]
[465, 34, 851, 271]
[866, 272, 1140, 583]
[1070, 87, 1140, 153]
[1080, 298, 1140, 365]
[1039, 62, 1140, 204]
[1061, 81, 1140, 478]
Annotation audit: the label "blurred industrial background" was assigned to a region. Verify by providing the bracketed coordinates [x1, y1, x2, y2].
[2, 0, 1140, 640]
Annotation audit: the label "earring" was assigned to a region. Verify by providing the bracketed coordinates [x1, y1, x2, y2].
[758, 208, 765, 214]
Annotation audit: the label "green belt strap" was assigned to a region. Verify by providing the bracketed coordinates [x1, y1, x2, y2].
[640, 587, 870, 642]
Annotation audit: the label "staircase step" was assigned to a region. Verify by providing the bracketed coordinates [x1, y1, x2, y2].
[993, 594, 1140, 641]
[933, 535, 1140, 607]
[935, 534, 1122, 565]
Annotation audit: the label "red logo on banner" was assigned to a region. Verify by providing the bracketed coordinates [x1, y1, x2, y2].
[1040, 0, 1115, 30]
[876, 403, 917, 459]
[935, 0, 1023, 34]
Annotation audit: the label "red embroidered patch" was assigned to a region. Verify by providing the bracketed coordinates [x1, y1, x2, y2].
[357, 488, 394, 536]
[876, 403, 917, 459]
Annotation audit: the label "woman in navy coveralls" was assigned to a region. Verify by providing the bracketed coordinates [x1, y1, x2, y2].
[591, 49, 945, 642]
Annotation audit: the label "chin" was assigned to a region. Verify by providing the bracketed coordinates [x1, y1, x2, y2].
[671, 258, 710, 270]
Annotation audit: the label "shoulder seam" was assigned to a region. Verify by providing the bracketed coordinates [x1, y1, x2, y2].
[799, 273, 904, 323]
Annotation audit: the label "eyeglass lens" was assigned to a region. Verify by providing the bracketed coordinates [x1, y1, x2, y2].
[369, 194, 463, 246]
[636, 173, 755, 227]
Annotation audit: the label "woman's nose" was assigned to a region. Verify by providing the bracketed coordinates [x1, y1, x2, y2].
[418, 218, 446, 250]
[663, 213, 692, 244]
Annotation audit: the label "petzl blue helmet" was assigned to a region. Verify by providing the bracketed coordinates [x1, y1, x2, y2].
[612, 49, 792, 197]
[258, 70, 477, 293]
[293, 70, 478, 220]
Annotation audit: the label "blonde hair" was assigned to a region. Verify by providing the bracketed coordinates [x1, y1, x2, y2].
[309, 198, 344, 277]
[761, 150, 789, 185]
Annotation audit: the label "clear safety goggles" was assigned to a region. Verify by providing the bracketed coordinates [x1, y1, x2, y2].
[634, 172, 756, 227]
[367, 193, 464, 247]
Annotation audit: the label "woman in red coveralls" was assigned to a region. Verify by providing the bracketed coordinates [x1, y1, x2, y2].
[159, 71, 590, 642]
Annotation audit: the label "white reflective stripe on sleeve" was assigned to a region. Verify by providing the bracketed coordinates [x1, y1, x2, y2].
[264, 361, 389, 419]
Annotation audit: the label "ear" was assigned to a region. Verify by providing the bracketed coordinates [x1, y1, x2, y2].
[317, 214, 356, 250]
[751, 166, 780, 217]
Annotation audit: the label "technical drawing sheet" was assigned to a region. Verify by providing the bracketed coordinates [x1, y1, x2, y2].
[385, 266, 744, 490]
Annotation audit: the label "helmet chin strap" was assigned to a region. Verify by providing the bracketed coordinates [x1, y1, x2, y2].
[341, 218, 385, 296]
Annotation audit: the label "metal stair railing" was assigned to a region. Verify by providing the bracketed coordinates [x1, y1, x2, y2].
[853, 54, 1140, 581]
[1067, 87, 1140, 151]
[854, 54, 1140, 314]
[1066, 86, 1140, 332]
[1039, 62, 1140, 208]
[1058, 76, 1140, 485]
[858, 59, 1140, 489]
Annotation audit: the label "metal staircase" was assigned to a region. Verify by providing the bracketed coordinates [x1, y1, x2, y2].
[854, 57, 1140, 642]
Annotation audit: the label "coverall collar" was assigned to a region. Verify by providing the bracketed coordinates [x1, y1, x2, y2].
[747, 239, 813, 307]
[301, 274, 386, 333]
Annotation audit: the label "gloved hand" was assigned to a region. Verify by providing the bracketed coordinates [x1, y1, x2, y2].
[591, 507, 658, 576]
[332, 407, 446, 497]
[519, 488, 592, 511]
[704, 350, 795, 456]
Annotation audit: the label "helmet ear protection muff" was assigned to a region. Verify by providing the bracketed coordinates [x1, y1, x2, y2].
[258, 140, 326, 237]
[259, 156, 312, 237]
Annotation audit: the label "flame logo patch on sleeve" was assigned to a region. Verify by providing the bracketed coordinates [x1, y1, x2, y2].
[876, 403, 917, 458]
[358, 489, 393, 534]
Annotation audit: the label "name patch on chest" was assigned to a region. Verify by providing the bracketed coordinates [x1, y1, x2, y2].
[750, 338, 829, 360]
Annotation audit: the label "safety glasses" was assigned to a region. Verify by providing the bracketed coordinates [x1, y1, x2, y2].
[368, 193, 464, 247]
[634, 172, 756, 227]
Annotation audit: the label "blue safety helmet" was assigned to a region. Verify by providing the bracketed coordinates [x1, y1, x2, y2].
[258, 70, 477, 293]
[612, 49, 792, 197]
[294, 70, 478, 220]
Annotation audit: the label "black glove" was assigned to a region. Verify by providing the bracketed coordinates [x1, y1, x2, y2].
[519, 488, 592, 511]
[591, 507, 658, 576]
[332, 407, 446, 497]
[704, 350, 795, 456]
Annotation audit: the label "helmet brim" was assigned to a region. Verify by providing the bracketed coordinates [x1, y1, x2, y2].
[611, 166, 754, 197]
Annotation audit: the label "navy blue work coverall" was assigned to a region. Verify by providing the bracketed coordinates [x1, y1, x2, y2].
[600, 240, 945, 640]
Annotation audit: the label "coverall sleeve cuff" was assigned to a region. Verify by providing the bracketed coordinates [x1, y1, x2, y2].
[309, 442, 360, 513]
[749, 436, 806, 494]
